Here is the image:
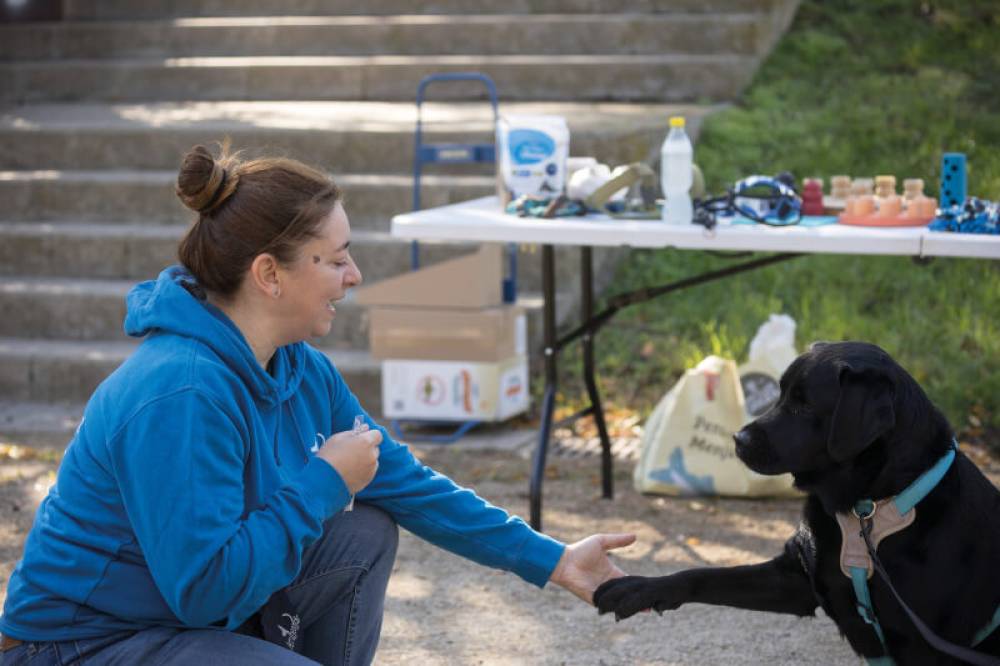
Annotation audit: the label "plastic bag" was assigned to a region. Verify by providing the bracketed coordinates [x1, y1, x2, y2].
[566, 163, 629, 202]
[739, 314, 797, 419]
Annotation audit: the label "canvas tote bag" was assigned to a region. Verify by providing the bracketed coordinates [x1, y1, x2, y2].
[634, 355, 799, 498]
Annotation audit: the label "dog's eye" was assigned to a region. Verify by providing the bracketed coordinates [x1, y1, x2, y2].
[786, 387, 811, 415]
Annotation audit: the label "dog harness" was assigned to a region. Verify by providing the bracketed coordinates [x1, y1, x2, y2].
[837, 444, 1000, 665]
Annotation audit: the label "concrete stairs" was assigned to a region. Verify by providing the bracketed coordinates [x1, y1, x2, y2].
[0, 0, 799, 447]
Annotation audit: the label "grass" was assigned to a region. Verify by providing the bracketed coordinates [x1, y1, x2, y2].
[557, 0, 1000, 443]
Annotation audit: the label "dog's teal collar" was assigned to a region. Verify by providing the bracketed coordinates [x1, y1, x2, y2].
[854, 445, 955, 520]
[846, 442, 1000, 664]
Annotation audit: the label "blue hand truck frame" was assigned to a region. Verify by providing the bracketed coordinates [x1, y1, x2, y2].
[390, 72, 516, 445]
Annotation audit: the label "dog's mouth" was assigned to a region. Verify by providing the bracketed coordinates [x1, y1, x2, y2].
[787, 468, 825, 491]
[734, 430, 793, 476]
[733, 437, 753, 464]
[735, 436, 777, 473]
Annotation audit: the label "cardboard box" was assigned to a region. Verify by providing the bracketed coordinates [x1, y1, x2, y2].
[354, 243, 503, 309]
[356, 243, 530, 423]
[369, 306, 526, 362]
[381, 356, 529, 421]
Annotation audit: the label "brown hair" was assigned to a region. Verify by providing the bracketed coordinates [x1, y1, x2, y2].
[175, 143, 342, 297]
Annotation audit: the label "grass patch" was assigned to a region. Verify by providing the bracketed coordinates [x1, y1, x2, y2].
[558, 0, 1000, 443]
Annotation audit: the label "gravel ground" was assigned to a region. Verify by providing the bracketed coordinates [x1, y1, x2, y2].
[376, 446, 859, 666]
[2, 440, 997, 665]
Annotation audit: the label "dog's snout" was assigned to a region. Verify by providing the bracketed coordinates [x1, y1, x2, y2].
[733, 426, 765, 465]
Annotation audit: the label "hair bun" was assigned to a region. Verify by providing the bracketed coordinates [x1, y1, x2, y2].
[176, 145, 234, 214]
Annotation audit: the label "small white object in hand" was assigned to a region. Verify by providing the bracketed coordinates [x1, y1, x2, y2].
[345, 415, 365, 512]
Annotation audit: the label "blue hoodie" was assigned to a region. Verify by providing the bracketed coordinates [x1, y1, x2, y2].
[1, 266, 564, 641]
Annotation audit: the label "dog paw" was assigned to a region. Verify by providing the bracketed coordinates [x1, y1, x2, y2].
[594, 576, 663, 621]
[651, 597, 684, 613]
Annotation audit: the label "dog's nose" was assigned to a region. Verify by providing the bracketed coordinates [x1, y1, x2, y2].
[733, 429, 752, 450]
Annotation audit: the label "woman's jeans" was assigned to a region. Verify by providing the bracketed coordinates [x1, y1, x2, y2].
[0, 503, 399, 666]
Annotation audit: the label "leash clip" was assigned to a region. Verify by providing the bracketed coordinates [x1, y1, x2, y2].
[852, 500, 877, 521]
[854, 501, 878, 543]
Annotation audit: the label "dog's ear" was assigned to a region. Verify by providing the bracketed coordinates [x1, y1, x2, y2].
[827, 365, 895, 463]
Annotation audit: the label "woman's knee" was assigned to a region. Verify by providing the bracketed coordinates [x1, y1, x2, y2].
[313, 503, 398, 571]
[350, 503, 398, 563]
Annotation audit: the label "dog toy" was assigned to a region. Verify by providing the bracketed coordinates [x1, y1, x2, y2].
[695, 174, 803, 229]
[801, 179, 825, 216]
[929, 197, 1000, 234]
[940, 153, 967, 210]
[838, 175, 936, 227]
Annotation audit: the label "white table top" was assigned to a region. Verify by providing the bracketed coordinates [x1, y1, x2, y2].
[391, 196, 1000, 259]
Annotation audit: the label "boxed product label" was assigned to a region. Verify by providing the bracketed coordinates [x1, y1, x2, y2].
[381, 356, 529, 421]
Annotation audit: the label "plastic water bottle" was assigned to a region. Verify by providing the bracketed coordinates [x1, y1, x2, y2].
[660, 116, 693, 224]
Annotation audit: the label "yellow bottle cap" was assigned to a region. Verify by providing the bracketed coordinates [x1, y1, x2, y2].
[669, 116, 686, 128]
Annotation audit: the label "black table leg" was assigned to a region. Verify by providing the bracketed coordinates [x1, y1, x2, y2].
[526, 250, 801, 529]
[530, 244, 557, 531]
[580, 247, 613, 500]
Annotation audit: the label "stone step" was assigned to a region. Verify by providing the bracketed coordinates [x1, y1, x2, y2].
[0, 401, 84, 449]
[0, 223, 623, 297]
[0, 224, 465, 280]
[0, 54, 756, 104]
[63, 0, 793, 20]
[0, 273, 593, 437]
[0, 14, 767, 61]
[0, 276, 376, 345]
[0, 337, 383, 413]
[0, 255, 578, 345]
[1, 398, 547, 451]
[0, 170, 494, 229]
[0, 101, 710, 172]
[0, 277, 135, 342]
[0, 272, 580, 349]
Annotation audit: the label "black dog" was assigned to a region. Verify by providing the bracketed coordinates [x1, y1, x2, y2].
[595, 342, 1000, 664]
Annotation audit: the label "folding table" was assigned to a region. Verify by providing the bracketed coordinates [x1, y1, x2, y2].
[392, 196, 1000, 529]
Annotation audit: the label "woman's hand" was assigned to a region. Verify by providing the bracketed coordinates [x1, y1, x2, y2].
[549, 533, 636, 604]
[316, 426, 382, 494]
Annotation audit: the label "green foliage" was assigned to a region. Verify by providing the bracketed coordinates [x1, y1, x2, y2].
[698, 0, 1000, 198]
[565, 0, 1000, 439]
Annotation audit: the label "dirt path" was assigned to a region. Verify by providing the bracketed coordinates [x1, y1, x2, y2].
[376, 447, 858, 665]
[3, 441, 997, 664]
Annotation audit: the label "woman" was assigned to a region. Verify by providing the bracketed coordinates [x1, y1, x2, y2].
[0, 145, 634, 665]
